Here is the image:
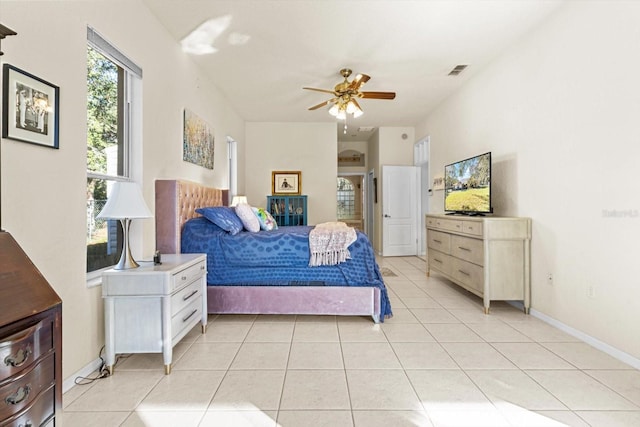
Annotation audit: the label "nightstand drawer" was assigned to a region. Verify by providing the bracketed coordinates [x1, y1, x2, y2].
[171, 280, 202, 317]
[171, 297, 202, 340]
[172, 261, 206, 291]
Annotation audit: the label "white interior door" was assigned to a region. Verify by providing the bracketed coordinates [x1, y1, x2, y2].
[382, 165, 419, 256]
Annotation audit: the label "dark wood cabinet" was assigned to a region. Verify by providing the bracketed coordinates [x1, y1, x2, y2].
[0, 232, 62, 427]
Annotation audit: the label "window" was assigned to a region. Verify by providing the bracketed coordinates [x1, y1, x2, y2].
[86, 28, 142, 275]
[337, 177, 355, 219]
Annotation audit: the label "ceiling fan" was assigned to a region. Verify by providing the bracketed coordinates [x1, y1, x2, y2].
[303, 68, 396, 119]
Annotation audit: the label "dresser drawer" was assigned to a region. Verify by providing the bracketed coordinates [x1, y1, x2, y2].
[0, 320, 52, 380]
[461, 220, 483, 237]
[428, 250, 452, 276]
[451, 235, 484, 266]
[171, 261, 206, 292]
[171, 297, 202, 340]
[451, 258, 484, 293]
[432, 218, 462, 233]
[0, 354, 54, 420]
[427, 230, 451, 254]
[171, 279, 202, 317]
[0, 384, 54, 427]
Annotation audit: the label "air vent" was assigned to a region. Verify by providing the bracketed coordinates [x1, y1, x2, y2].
[448, 65, 468, 76]
[358, 126, 375, 132]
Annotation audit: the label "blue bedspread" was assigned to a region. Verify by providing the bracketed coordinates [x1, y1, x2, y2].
[181, 217, 392, 320]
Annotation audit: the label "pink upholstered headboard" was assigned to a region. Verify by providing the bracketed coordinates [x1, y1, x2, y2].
[155, 179, 228, 254]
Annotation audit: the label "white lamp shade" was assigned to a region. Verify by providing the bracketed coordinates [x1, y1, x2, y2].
[231, 195, 248, 207]
[97, 181, 152, 219]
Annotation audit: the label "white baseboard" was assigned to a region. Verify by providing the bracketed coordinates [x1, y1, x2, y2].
[63, 357, 103, 394]
[509, 301, 640, 370]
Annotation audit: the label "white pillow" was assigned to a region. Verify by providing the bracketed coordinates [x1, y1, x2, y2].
[234, 203, 260, 232]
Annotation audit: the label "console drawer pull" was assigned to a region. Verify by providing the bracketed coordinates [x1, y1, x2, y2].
[433, 239, 442, 244]
[433, 258, 443, 264]
[4, 346, 32, 367]
[5, 385, 30, 405]
[458, 270, 470, 276]
[458, 247, 471, 252]
[182, 309, 198, 323]
[182, 289, 199, 301]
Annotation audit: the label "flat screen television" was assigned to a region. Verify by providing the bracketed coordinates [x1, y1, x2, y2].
[444, 152, 492, 215]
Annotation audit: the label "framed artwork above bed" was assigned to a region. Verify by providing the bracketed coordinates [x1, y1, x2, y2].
[272, 170, 301, 195]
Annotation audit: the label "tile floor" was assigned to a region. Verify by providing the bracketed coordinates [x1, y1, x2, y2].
[62, 257, 640, 426]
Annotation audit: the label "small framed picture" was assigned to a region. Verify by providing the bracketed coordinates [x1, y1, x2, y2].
[2, 64, 60, 149]
[272, 171, 301, 195]
[432, 174, 445, 191]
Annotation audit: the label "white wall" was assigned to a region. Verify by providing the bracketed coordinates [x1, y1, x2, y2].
[0, 0, 244, 380]
[416, 1, 640, 360]
[245, 122, 337, 225]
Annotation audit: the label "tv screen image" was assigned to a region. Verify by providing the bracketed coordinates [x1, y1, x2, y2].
[444, 152, 491, 214]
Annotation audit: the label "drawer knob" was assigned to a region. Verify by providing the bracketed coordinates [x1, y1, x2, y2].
[5, 385, 30, 405]
[181, 275, 187, 281]
[200, 265, 205, 271]
[4, 346, 32, 367]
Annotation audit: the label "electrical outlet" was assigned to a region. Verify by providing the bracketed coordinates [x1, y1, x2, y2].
[547, 273, 553, 286]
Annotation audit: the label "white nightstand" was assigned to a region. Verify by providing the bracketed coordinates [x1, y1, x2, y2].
[102, 253, 207, 374]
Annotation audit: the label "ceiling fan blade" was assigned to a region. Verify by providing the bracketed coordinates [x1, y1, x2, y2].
[308, 98, 336, 110]
[360, 91, 396, 100]
[303, 87, 336, 95]
[349, 73, 371, 90]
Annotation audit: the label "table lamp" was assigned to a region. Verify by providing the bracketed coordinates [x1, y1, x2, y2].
[97, 181, 152, 270]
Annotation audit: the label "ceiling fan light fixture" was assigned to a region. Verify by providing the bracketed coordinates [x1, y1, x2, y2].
[336, 109, 347, 120]
[328, 104, 340, 117]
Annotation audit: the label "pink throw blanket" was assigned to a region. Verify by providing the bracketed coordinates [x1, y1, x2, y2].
[308, 222, 357, 267]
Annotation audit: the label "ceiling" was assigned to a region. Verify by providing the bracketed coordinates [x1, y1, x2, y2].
[143, 0, 564, 141]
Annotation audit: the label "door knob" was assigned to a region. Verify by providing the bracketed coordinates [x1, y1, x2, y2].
[384, 214, 391, 218]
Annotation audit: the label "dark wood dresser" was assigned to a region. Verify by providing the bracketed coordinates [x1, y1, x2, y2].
[0, 231, 62, 427]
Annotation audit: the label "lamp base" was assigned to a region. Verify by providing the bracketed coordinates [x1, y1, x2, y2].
[113, 218, 140, 270]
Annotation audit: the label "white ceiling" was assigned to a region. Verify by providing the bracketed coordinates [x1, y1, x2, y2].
[143, 0, 564, 141]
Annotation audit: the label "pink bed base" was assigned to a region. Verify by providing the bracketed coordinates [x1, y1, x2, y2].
[208, 286, 381, 323]
[155, 179, 382, 323]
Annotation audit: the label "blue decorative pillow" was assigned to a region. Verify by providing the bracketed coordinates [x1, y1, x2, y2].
[195, 206, 244, 235]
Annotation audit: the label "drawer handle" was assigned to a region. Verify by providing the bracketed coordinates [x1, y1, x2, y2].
[433, 258, 443, 264]
[200, 265, 205, 271]
[183, 289, 199, 301]
[4, 346, 32, 367]
[433, 239, 442, 244]
[182, 309, 198, 323]
[181, 275, 187, 281]
[458, 247, 471, 252]
[5, 385, 30, 405]
[458, 269, 470, 276]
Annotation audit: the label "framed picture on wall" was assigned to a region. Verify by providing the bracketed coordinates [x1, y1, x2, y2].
[272, 171, 301, 195]
[2, 64, 60, 149]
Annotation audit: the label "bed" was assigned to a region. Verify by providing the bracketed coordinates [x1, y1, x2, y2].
[155, 179, 391, 323]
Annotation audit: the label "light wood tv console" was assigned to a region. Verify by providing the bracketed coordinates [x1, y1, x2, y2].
[426, 214, 531, 314]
